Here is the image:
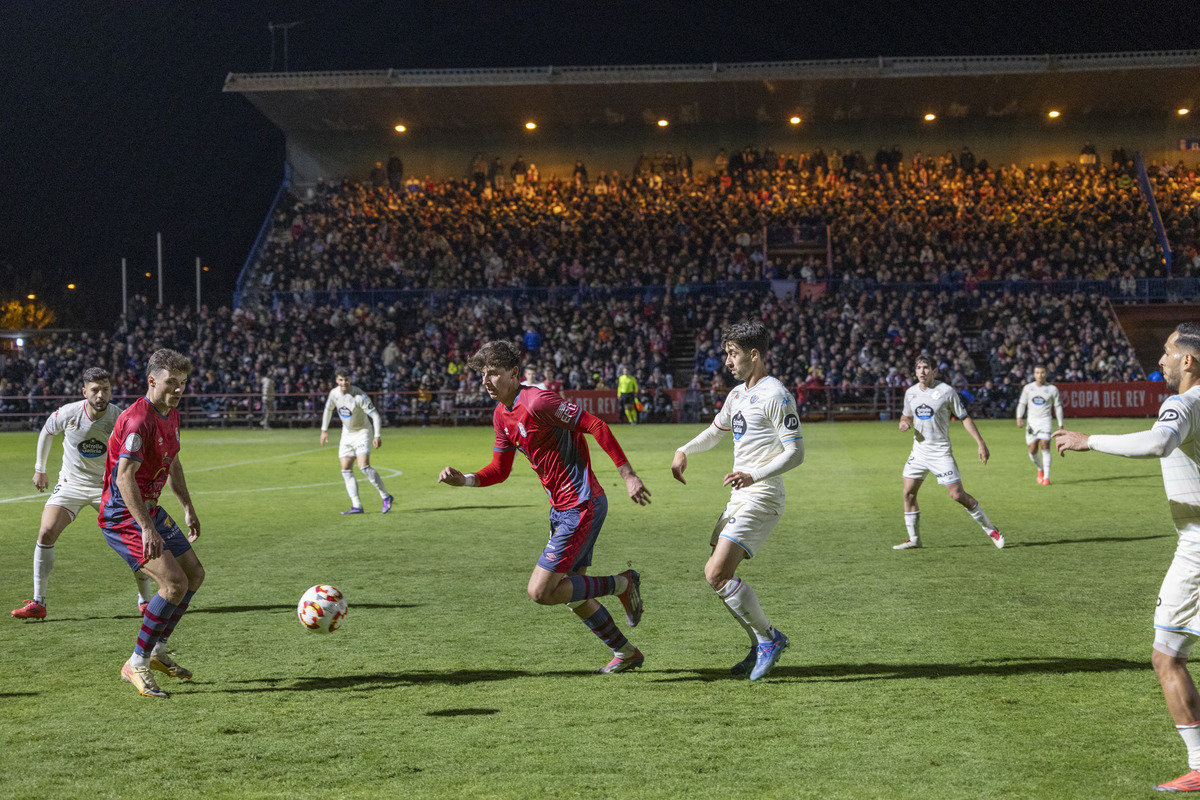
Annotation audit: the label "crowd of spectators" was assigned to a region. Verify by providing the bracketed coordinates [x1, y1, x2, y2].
[247, 144, 1200, 305]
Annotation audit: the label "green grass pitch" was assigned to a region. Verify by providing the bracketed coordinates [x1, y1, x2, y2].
[0, 418, 1182, 798]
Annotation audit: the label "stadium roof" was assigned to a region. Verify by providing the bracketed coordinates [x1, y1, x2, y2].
[225, 50, 1200, 134]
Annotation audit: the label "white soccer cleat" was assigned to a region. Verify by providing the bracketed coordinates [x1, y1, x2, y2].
[987, 529, 1005, 549]
[893, 538, 922, 550]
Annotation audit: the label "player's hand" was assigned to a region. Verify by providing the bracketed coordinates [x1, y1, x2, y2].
[898, 418, 911, 432]
[977, 443, 990, 465]
[438, 467, 466, 487]
[373, 436, 382, 449]
[141, 529, 165, 561]
[184, 507, 200, 542]
[320, 430, 328, 446]
[32, 472, 48, 492]
[1052, 429, 1089, 456]
[723, 471, 755, 490]
[1015, 418, 1023, 428]
[670, 451, 688, 484]
[624, 473, 651, 505]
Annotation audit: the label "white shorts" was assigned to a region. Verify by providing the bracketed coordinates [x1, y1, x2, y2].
[1024, 425, 1052, 446]
[338, 429, 372, 459]
[45, 480, 102, 520]
[902, 448, 961, 485]
[709, 492, 784, 559]
[1154, 550, 1200, 658]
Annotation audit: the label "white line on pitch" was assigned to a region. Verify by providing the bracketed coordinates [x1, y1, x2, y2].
[188, 447, 327, 473]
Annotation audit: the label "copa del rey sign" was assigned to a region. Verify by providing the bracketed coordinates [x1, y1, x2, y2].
[1061, 382, 1174, 417]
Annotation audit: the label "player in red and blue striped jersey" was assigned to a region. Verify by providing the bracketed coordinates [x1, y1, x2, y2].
[439, 340, 652, 674]
[99, 348, 205, 699]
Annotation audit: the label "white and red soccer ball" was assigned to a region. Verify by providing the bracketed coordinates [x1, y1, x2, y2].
[297, 584, 347, 633]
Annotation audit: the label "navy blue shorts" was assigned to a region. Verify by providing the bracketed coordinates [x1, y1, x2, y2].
[538, 493, 608, 574]
[102, 506, 193, 571]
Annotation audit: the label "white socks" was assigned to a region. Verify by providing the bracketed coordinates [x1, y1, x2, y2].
[1179, 722, 1200, 769]
[904, 512, 920, 542]
[342, 470, 362, 508]
[1041, 449, 1052, 480]
[722, 596, 758, 648]
[33, 543, 54, 605]
[361, 465, 388, 497]
[135, 571, 155, 605]
[718, 576, 773, 643]
[967, 502, 995, 532]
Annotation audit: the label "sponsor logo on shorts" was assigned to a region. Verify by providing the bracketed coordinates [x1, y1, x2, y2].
[544, 549, 558, 564]
[1159, 409, 1181, 424]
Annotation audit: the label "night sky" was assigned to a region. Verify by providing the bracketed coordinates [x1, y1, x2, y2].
[1, 1, 1194, 326]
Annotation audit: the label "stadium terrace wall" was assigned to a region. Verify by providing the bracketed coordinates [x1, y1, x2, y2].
[285, 114, 1198, 188]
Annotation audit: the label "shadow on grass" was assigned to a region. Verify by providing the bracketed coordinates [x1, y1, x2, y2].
[938, 533, 1172, 549]
[203, 668, 585, 693]
[426, 708, 501, 717]
[650, 656, 1149, 684]
[34, 602, 421, 622]
[0, 692, 39, 698]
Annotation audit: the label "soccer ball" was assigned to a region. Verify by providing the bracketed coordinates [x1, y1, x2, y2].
[297, 584, 347, 633]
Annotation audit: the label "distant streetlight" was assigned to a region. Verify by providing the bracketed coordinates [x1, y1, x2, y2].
[1048, 110, 1061, 118]
[657, 119, 669, 127]
[924, 113, 936, 122]
[394, 124, 407, 132]
[26, 294, 35, 300]
[67, 284, 76, 290]
[789, 116, 801, 125]
[1179, 108, 1191, 116]
[525, 121, 537, 130]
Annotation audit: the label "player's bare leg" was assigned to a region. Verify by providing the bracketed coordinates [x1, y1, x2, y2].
[946, 482, 1003, 548]
[895, 477, 923, 549]
[1153, 647, 1200, 790]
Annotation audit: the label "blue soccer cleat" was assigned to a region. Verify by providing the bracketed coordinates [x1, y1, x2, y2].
[381, 494, 394, 514]
[749, 628, 789, 681]
[340, 506, 364, 515]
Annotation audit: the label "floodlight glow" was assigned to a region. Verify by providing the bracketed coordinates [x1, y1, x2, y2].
[16, 338, 23, 347]
[26, 294, 35, 300]
[923, 113, 936, 121]
[394, 124, 406, 132]
[67, 283, 76, 290]
[525, 121, 537, 130]
[657, 119, 669, 127]
[789, 116, 801, 124]
[1179, 108, 1190, 116]
[1048, 110, 1060, 118]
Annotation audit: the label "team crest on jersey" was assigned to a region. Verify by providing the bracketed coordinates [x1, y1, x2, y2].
[555, 401, 577, 423]
[518, 423, 528, 438]
[915, 403, 934, 420]
[750, 395, 758, 404]
[1159, 409, 1181, 424]
[732, 411, 747, 439]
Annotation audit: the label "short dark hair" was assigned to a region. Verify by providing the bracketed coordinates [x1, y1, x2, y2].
[914, 354, 937, 371]
[721, 320, 769, 356]
[1176, 322, 1200, 356]
[81, 367, 111, 385]
[146, 348, 192, 377]
[467, 340, 521, 373]
[1034, 363, 1047, 371]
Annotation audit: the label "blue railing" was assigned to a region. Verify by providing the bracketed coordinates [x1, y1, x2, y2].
[242, 276, 1200, 311]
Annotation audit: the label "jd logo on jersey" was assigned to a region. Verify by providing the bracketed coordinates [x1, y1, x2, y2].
[732, 412, 746, 439]
[1159, 409, 1181, 424]
[784, 414, 799, 430]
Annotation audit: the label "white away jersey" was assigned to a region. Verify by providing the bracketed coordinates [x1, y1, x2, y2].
[1154, 385, 1200, 546]
[714, 376, 802, 492]
[37, 400, 122, 486]
[322, 386, 382, 436]
[903, 381, 968, 455]
[1017, 382, 1063, 430]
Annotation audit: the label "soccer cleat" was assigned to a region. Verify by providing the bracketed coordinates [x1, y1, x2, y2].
[1041, 477, 1051, 486]
[1156, 769, 1200, 792]
[750, 628, 789, 681]
[11, 599, 46, 619]
[988, 529, 1005, 549]
[1036, 469, 1044, 484]
[138, 602, 149, 616]
[730, 646, 758, 677]
[121, 660, 170, 698]
[150, 652, 193, 680]
[615, 569, 643, 627]
[893, 538, 922, 550]
[340, 506, 364, 515]
[381, 494, 394, 514]
[595, 648, 644, 674]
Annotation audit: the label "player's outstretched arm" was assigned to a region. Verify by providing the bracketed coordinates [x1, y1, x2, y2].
[617, 462, 651, 505]
[167, 457, 200, 542]
[440, 450, 516, 488]
[1054, 426, 1177, 459]
[438, 467, 467, 486]
[961, 417, 990, 464]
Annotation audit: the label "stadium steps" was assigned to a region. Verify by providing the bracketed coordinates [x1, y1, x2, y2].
[669, 311, 697, 388]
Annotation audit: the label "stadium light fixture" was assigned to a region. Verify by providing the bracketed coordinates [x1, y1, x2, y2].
[1048, 110, 1061, 118]
[923, 113, 936, 122]
[15, 338, 23, 347]
[789, 116, 801, 125]
[144, 272, 151, 278]
[1179, 108, 1190, 116]
[26, 294, 35, 300]
[67, 283, 76, 290]
[525, 121, 537, 130]
[394, 124, 407, 132]
[657, 119, 669, 127]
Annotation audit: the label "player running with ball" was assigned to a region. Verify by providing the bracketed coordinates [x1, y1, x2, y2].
[671, 320, 804, 680]
[439, 340, 652, 674]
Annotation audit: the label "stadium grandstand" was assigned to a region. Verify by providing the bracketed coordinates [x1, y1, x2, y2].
[2, 50, 1198, 430]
